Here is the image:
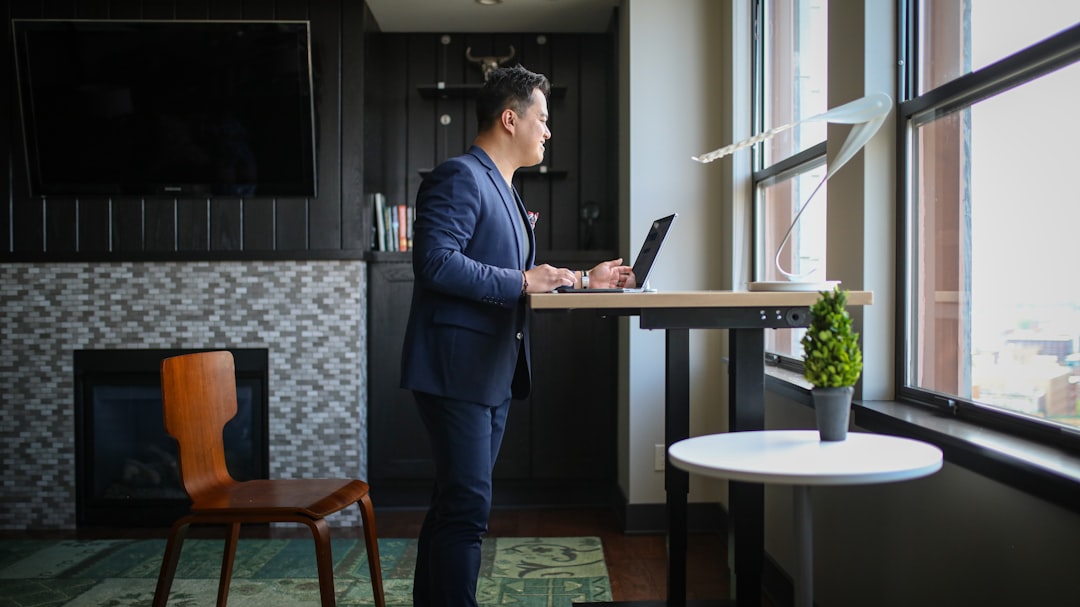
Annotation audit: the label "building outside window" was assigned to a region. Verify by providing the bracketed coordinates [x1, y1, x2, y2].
[901, 1, 1080, 440]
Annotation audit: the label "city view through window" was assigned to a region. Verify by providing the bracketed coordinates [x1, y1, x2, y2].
[910, 3, 1080, 431]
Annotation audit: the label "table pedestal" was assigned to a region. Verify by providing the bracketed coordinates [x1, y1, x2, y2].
[793, 485, 813, 607]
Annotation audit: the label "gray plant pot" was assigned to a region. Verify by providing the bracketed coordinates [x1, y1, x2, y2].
[811, 386, 854, 441]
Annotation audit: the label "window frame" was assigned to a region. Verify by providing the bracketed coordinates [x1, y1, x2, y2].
[896, 4, 1080, 453]
[752, 0, 830, 368]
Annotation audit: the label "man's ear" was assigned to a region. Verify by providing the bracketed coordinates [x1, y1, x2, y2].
[501, 108, 516, 131]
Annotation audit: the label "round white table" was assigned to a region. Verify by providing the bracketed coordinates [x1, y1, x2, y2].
[668, 430, 943, 607]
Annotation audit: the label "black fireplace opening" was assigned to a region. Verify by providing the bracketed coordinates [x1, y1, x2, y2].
[74, 348, 269, 527]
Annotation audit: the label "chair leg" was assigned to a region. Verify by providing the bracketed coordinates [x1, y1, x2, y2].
[153, 517, 193, 607]
[305, 517, 338, 607]
[217, 522, 241, 607]
[357, 494, 386, 607]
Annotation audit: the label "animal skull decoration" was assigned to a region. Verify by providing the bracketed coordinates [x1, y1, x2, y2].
[465, 45, 516, 80]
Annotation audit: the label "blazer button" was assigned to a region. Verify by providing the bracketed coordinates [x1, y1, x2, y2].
[516, 332, 523, 341]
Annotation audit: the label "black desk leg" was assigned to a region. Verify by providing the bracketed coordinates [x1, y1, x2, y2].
[665, 328, 691, 606]
[729, 329, 765, 606]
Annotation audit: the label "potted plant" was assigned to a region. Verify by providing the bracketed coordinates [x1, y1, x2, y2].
[800, 285, 863, 441]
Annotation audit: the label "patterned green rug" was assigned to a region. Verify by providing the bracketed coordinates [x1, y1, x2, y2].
[0, 536, 611, 606]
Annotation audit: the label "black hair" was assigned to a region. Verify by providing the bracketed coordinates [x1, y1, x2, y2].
[475, 65, 550, 132]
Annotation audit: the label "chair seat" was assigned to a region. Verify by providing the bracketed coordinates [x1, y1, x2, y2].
[191, 479, 371, 518]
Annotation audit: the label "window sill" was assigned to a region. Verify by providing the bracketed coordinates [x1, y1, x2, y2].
[764, 369, 1080, 514]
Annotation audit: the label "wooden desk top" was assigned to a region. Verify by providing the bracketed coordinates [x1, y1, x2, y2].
[529, 290, 873, 310]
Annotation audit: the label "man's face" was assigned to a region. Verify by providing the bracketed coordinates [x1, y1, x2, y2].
[514, 88, 551, 167]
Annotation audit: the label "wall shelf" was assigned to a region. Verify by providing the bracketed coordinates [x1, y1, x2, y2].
[417, 167, 567, 178]
[417, 84, 567, 100]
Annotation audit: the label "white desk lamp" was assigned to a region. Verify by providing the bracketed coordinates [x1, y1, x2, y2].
[693, 92, 892, 291]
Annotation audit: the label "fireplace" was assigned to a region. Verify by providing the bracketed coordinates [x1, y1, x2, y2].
[74, 348, 269, 527]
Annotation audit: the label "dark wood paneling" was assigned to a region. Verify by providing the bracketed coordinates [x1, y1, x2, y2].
[406, 35, 439, 209]
[108, 0, 143, 19]
[579, 34, 616, 251]
[434, 34, 468, 181]
[240, 0, 274, 20]
[74, 0, 109, 18]
[3, 0, 369, 260]
[43, 0, 77, 17]
[111, 198, 143, 252]
[275, 198, 308, 250]
[77, 200, 111, 253]
[141, 0, 175, 19]
[173, 0, 207, 19]
[242, 200, 275, 251]
[208, 0, 241, 20]
[176, 198, 208, 251]
[548, 34, 581, 251]
[275, 0, 308, 20]
[144, 199, 175, 252]
[372, 35, 408, 212]
[309, 0, 342, 250]
[210, 198, 242, 251]
[1, 0, 12, 255]
[12, 199, 44, 252]
[338, 0, 368, 251]
[45, 198, 78, 254]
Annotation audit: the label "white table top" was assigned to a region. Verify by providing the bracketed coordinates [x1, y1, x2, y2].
[668, 430, 943, 486]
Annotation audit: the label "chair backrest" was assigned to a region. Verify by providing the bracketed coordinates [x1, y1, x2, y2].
[160, 350, 239, 499]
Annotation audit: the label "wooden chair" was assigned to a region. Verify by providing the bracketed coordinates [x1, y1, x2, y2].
[152, 350, 385, 607]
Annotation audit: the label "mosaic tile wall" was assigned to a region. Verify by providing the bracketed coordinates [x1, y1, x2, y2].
[0, 261, 368, 529]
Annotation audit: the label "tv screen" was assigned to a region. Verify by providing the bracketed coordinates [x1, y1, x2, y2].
[11, 20, 317, 197]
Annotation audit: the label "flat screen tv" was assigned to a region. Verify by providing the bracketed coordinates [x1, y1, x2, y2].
[11, 20, 317, 197]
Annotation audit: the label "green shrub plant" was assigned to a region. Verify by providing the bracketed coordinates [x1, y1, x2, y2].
[801, 285, 863, 388]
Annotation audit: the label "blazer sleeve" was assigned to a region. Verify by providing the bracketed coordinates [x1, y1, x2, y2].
[411, 158, 525, 308]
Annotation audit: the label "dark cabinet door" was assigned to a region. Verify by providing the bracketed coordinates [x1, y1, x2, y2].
[368, 259, 432, 483]
[527, 308, 617, 480]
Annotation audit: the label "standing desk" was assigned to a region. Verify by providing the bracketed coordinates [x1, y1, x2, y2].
[529, 290, 873, 607]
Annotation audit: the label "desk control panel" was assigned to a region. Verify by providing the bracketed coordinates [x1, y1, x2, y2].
[640, 307, 813, 330]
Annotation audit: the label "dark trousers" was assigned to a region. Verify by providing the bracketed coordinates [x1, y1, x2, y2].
[412, 391, 512, 607]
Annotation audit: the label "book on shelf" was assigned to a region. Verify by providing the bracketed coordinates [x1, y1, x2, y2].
[370, 193, 414, 252]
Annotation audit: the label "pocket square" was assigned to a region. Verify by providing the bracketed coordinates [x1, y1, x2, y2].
[527, 211, 540, 229]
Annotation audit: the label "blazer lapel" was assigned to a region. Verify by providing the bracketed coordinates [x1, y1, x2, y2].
[470, 146, 531, 269]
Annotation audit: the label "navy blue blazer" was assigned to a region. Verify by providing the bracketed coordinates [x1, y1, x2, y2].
[400, 146, 536, 406]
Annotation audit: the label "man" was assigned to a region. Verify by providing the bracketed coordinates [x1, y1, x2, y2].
[400, 65, 632, 606]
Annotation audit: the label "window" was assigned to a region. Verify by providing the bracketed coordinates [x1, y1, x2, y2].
[754, 0, 829, 360]
[901, 2, 1080, 444]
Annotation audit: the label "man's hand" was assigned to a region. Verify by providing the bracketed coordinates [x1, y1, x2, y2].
[524, 264, 576, 293]
[588, 258, 635, 289]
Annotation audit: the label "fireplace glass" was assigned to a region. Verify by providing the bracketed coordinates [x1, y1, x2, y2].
[75, 349, 268, 527]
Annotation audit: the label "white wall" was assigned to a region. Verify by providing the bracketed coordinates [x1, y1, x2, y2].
[617, 0, 739, 505]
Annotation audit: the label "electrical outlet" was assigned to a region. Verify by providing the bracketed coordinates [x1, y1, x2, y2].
[654, 444, 665, 471]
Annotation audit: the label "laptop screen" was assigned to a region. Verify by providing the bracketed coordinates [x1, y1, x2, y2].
[630, 213, 677, 288]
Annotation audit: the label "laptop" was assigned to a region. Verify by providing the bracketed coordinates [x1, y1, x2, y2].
[556, 213, 677, 293]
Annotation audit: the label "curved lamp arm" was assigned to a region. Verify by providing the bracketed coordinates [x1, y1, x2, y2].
[692, 93, 892, 284]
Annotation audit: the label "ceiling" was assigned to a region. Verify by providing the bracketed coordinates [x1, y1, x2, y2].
[364, 0, 620, 33]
